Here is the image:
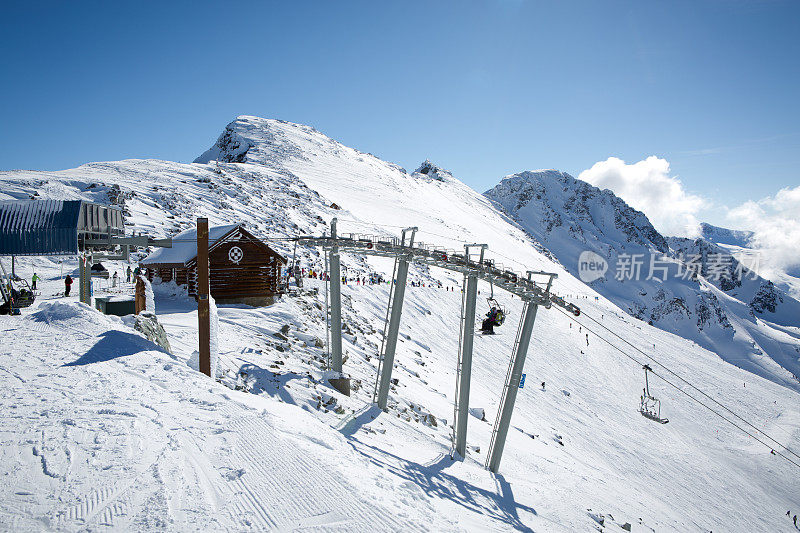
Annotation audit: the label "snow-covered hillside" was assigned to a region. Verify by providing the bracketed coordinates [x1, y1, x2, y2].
[1, 116, 799, 531]
[485, 170, 800, 391]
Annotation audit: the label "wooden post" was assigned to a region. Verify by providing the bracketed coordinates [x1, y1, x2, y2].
[197, 218, 211, 377]
[79, 253, 92, 305]
[135, 277, 145, 314]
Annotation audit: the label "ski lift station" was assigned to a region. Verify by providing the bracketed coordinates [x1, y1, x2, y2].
[0, 199, 128, 311]
[0, 199, 124, 257]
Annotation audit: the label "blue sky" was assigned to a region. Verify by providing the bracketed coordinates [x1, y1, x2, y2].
[1, 1, 798, 229]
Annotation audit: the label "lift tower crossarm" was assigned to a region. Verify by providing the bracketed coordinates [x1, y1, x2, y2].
[293, 234, 579, 315]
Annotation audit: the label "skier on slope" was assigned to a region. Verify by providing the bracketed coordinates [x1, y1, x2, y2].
[31, 273, 40, 290]
[64, 275, 73, 297]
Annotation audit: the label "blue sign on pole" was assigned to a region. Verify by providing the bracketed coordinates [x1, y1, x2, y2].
[519, 373, 526, 389]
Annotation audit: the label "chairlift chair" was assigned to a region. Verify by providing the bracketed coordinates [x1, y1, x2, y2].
[486, 297, 506, 326]
[639, 364, 669, 424]
[0, 276, 36, 314]
[480, 275, 507, 333]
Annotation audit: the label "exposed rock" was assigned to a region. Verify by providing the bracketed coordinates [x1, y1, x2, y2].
[134, 312, 171, 353]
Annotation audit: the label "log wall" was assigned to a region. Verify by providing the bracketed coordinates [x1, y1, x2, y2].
[186, 240, 283, 300]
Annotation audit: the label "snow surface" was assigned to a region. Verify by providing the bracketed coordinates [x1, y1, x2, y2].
[1, 115, 798, 531]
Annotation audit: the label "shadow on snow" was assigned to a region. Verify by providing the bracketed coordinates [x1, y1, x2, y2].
[347, 437, 537, 531]
[63, 330, 166, 366]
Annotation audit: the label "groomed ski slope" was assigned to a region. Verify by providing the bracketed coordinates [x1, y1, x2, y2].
[0, 302, 431, 531]
[0, 116, 798, 530]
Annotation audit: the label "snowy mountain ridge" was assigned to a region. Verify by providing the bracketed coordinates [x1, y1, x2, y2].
[700, 222, 754, 248]
[1, 116, 798, 531]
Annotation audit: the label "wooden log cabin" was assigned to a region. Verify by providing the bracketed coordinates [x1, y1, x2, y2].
[140, 224, 286, 306]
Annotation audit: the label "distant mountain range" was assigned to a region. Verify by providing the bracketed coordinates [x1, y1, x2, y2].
[485, 169, 800, 388]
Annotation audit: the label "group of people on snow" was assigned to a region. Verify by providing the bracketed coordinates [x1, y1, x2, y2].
[14, 263, 142, 300]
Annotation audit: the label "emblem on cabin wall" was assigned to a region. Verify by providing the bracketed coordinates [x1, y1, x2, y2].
[228, 246, 244, 264]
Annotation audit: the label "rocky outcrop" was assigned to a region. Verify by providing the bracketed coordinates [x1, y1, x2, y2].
[134, 311, 171, 353]
[412, 160, 452, 182]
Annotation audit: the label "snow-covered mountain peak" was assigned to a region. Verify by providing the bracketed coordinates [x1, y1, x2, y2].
[194, 116, 313, 166]
[495, 168, 571, 185]
[411, 160, 454, 182]
[487, 169, 668, 253]
[485, 170, 800, 390]
[194, 115, 408, 178]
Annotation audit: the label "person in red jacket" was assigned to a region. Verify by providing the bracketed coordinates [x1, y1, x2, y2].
[64, 275, 73, 297]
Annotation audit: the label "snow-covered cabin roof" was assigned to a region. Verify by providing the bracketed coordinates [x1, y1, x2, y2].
[140, 224, 239, 266]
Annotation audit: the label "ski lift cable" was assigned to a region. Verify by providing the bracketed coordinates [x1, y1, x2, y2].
[551, 306, 800, 470]
[577, 308, 800, 463]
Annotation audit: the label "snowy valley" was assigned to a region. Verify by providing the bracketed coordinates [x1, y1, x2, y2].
[1, 116, 799, 532]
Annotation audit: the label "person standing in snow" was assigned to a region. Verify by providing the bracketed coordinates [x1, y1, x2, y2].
[31, 273, 40, 290]
[126, 265, 132, 282]
[112, 271, 119, 288]
[64, 275, 73, 297]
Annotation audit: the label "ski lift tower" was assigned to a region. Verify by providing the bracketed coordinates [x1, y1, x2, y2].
[452, 244, 487, 458]
[485, 270, 556, 473]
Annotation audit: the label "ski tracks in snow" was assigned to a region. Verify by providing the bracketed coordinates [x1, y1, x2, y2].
[0, 312, 420, 531]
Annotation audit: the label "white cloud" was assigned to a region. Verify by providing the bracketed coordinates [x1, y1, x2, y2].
[578, 156, 707, 238]
[727, 186, 800, 274]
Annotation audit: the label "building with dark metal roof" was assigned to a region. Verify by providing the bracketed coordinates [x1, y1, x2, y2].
[0, 199, 124, 256]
